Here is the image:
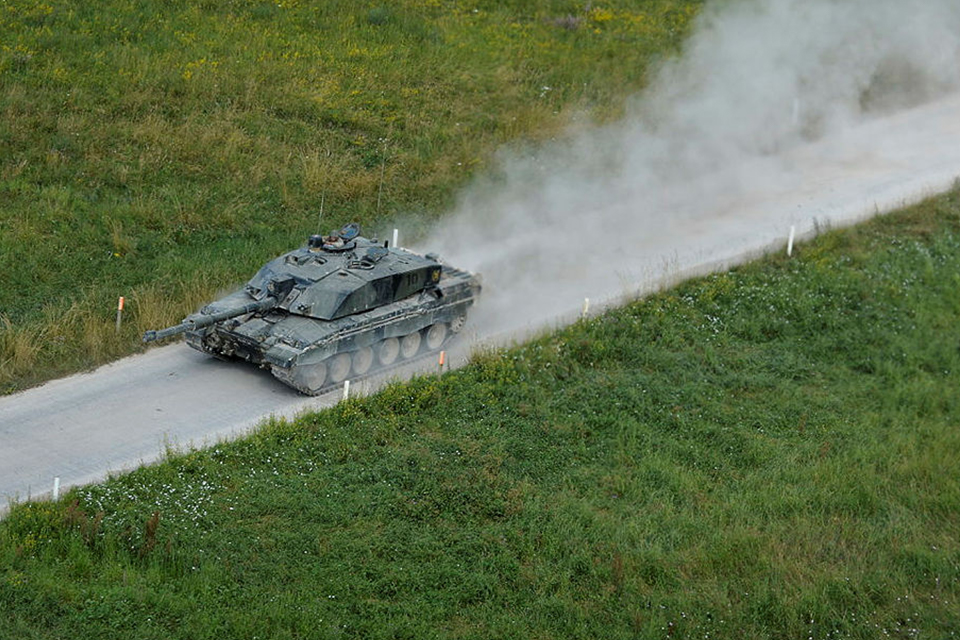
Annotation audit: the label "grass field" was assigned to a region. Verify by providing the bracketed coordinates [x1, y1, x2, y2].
[0, 0, 700, 393]
[2, 188, 958, 639]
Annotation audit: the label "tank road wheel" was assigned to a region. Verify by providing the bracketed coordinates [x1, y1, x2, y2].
[352, 347, 374, 376]
[400, 332, 421, 360]
[449, 315, 466, 334]
[377, 337, 400, 366]
[328, 353, 352, 383]
[425, 323, 447, 350]
[293, 362, 327, 394]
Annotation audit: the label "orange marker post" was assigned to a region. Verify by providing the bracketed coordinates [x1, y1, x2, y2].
[438, 350, 446, 373]
[115, 296, 125, 333]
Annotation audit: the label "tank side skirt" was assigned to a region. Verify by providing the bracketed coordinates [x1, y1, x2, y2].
[269, 323, 460, 396]
[286, 294, 475, 364]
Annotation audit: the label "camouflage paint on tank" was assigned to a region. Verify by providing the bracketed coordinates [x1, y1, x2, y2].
[144, 224, 481, 395]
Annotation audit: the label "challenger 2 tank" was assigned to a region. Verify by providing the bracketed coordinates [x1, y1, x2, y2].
[143, 223, 481, 395]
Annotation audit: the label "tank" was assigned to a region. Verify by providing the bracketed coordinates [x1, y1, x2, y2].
[143, 223, 481, 395]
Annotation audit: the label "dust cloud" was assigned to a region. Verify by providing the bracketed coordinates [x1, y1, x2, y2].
[420, 0, 960, 340]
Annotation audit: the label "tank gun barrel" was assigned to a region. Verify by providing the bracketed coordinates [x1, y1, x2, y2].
[143, 297, 278, 343]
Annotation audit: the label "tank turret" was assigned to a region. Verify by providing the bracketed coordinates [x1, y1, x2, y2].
[142, 224, 481, 395]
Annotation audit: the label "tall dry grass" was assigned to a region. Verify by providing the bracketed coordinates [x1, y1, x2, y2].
[0, 274, 227, 392]
[0, 0, 699, 393]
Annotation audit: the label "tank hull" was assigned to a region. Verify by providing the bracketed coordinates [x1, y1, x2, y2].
[184, 266, 479, 395]
[143, 226, 481, 395]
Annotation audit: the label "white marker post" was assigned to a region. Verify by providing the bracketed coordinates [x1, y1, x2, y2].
[392, 228, 399, 248]
[787, 225, 796, 257]
[582, 298, 590, 318]
[53, 476, 60, 501]
[115, 296, 125, 333]
[343, 379, 350, 401]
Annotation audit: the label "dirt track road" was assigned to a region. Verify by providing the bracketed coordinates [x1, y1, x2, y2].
[3, 93, 960, 511]
[0, 341, 467, 509]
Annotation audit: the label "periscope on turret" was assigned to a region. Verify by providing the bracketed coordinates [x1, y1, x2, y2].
[143, 223, 481, 395]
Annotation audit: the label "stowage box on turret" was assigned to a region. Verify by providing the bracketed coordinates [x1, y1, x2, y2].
[144, 224, 481, 395]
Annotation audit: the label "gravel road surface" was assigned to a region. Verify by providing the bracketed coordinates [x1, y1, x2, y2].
[3, 93, 960, 511]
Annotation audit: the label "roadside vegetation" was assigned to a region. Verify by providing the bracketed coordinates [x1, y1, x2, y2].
[3, 187, 959, 638]
[0, 0, 700, 393]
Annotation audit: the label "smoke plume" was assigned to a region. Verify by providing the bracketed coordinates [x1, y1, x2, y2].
[423, 0, 960, 339]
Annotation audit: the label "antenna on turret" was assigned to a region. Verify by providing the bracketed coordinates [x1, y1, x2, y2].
[376, 143, 386, 215]
[316, 192, 325, 235]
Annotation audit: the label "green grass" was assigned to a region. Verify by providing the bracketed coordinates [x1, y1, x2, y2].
[3, 188, 959, 639]
[0, 0, 700, 393]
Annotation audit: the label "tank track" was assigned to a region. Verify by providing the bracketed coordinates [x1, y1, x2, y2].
[268, 325, 459, 396]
